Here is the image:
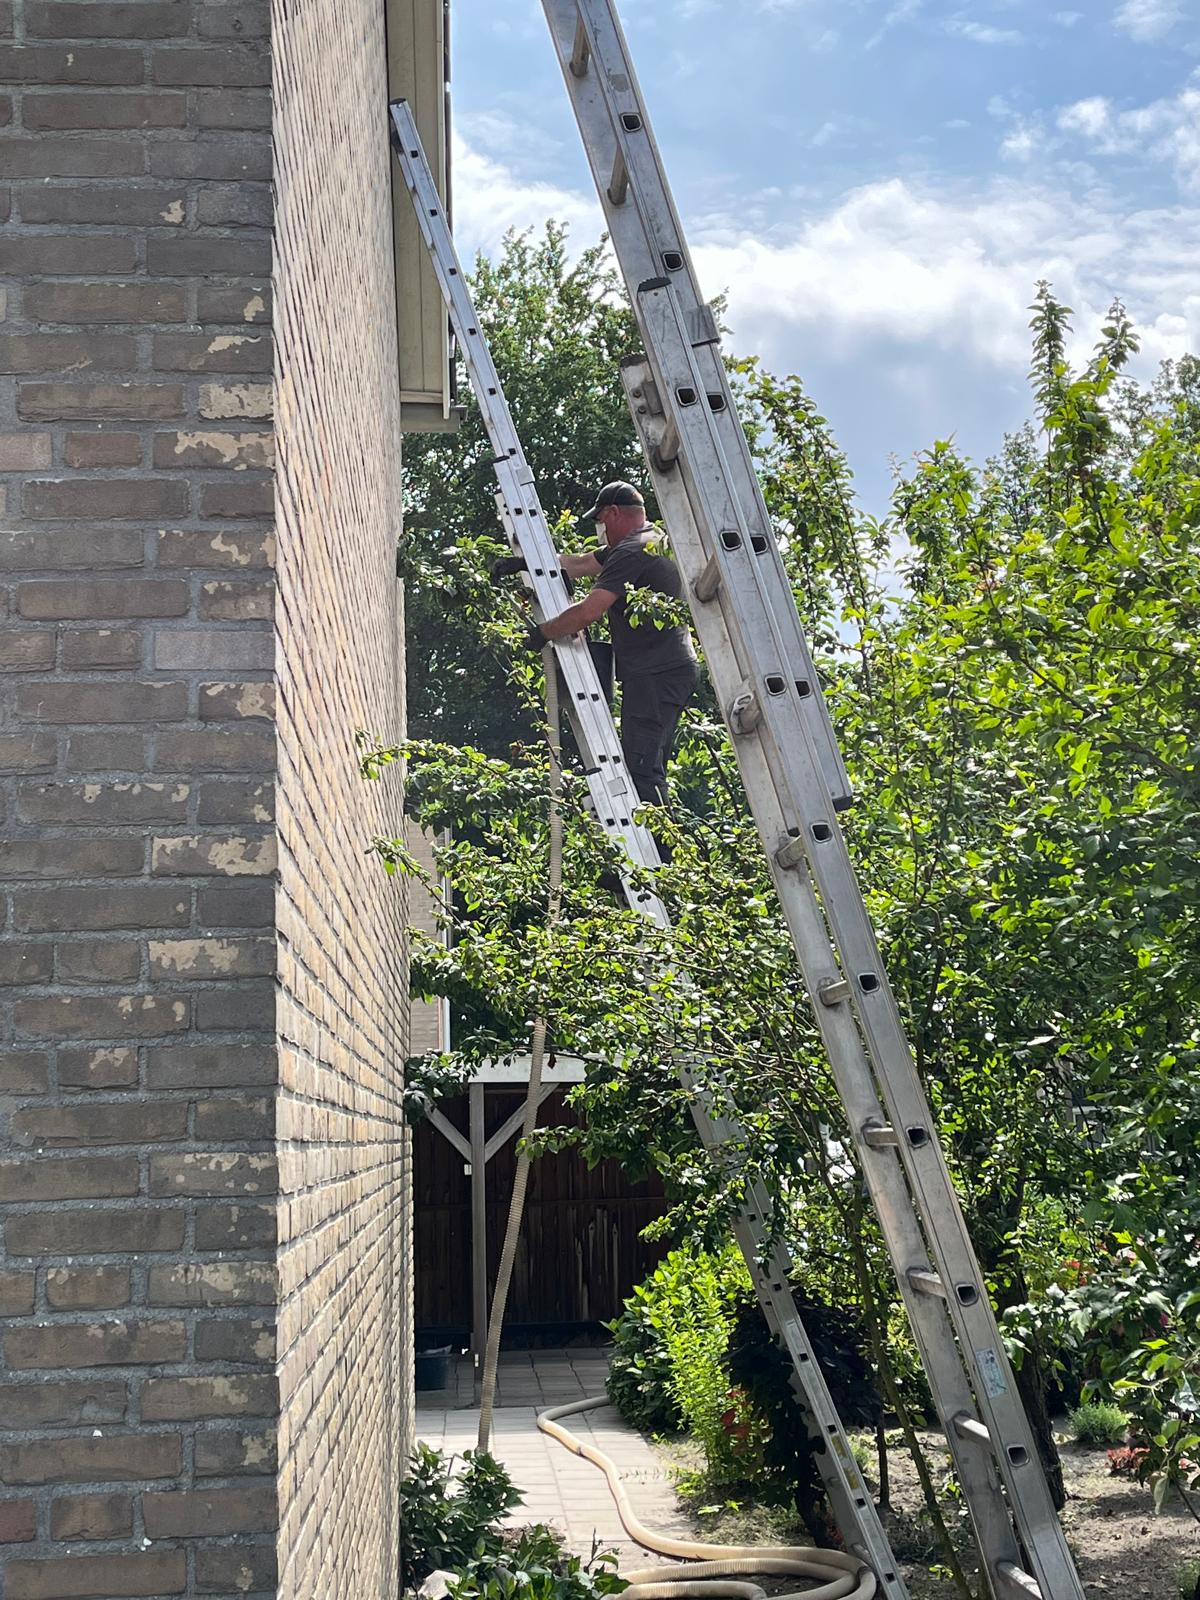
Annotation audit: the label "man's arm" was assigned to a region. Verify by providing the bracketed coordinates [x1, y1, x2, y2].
[538, 585, 616, 641]
[560, 551, 602, 580]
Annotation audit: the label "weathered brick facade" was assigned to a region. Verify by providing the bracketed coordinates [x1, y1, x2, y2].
[0, 1, 412, 1595]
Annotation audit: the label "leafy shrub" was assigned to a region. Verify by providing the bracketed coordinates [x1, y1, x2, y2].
[448, 1528, 627, 1600]
[1070, 1400, 1129, 1446]
[400, 1444, 523, 1590]
[1177, 1559, 1200, 1600]
[606, 1242, 748, 1436]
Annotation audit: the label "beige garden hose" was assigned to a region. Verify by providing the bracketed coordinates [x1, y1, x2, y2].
[538, 1396, 876, 1600]
[477, 648, 564, 1453]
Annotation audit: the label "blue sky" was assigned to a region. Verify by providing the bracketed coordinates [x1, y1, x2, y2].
[448, 0, 1199, 513]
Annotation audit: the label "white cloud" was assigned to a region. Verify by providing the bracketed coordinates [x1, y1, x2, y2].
[945, 17, 1023, 43]
[1052, 9, 1083, 23]
[449, 133, 602, 261]
[1057, 78, 1200, 189]
[1114, 0, 1184, 40]
[1000, 119, 1042, 161]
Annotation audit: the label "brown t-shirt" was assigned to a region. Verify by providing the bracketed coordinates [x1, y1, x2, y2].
[592, 527, 697, 678]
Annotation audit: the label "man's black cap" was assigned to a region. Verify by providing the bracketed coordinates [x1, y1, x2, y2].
[582, 480, 645, 520]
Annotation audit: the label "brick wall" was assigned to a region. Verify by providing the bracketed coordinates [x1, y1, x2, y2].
[0, 0, 411, 1594]
[271, 0, 411, 1593]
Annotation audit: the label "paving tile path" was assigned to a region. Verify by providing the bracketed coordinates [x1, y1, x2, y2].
[416, 1350, 695, 1570]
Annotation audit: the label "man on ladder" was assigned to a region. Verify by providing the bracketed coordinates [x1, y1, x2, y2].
[492, 480, 699, 811]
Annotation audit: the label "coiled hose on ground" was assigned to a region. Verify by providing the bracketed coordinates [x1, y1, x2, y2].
[476, 651, 877, 1598]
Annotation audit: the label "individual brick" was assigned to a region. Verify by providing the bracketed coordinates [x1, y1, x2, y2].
[195, 177, 271, 218]
[0, 430, 51, 467]
[11, 1100, 186, 1147]
[0, 838, 143, 878]
[147, 235, 268, 276]
[0, 631, 55, 671]
[4, 1320, 186, 1371]
[0, 1270, 36, 1316]
[157, 527, 274, 568]
[198, 381, 272, 419]
[0, 1500, 36, 1543]
[19, 779, 187, 824]
[23, 478, 187, 520]
[149, 140, 269, 179]
[142, 1484, 274, 1537]
[152, 45, 269, 86]
[0, 1381, 126, 1429]
[26, 4, 187, 40]
[22, 91, 186, 131]
[15, 680, 186, 723]
[139, 1373, 276, 1420]
[0, 137, 143, 178]
[62, 433, 142, 467]
[195, 1545, 276, 1595]
[200, 681, 274, 720]
[0, 942, 53, 984]
[0, 1050, 50, 1093]
[58, 625, 143, 669]
[0, 235, 135, 274]
[149, 1152, 276, 1197]
[14, 884, 189, 932]
[18, 184, 186, 226]
[4, 1552, 186, 1598]
[55, 939, 141, 983]
[194, 90, 270, 133]
[194, 1428, 275, 1476]
[193, 1202, 275, 1250]
[6, 1208, 183, 1255]
[0, 332, 135, 372]
[0, 733, 57, 773]
[194, 982, 272, 1032]
[152, 831, 275, 871]
[197, 283, 269, 323]
[193, 1315, 273, 1364]
[145, 1044, 274, 1089]
[66, 730, 145, 770]
[191, 776, 275, 826]
[18, 381, 184, 420]
[155, 631, 271, 671]
[1, 1436, 180, 1486]
[0, 44, 144, 82]
[148, 1261, 274, 1306]
[0, 1155, 137, 1202]
[199, 479, 272, 518]
[18, 578, 188, 619]
[25, 281, 187, 324]
[0, 528, 144, 570]
[57, 1046, 137, 1089]
[197, 4, 269, 38]
[200, 578, 273, 619]
[49, 1494, 133, 1541]
[148, 936, 273, 980]
[153, 429, 272, 468]
[152, 329, 271, 369]
[13, 993, 189, 1040]
[197, 881, 273, 926]
[45, 1265, 132, 1310]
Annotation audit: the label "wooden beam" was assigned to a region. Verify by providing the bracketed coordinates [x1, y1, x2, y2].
[483, 1084, 556, 1163]
[469, 1082, 487, 1386]
[427, 1106, 469, 1161]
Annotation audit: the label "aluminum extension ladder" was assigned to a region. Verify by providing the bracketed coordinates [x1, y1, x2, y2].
[390, 23, 1082, 1590]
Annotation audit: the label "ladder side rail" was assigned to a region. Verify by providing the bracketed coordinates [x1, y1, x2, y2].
[625, 361, 1030, 1589]
[540, 0, 851, 811]
[626, 292, 1082, 1599]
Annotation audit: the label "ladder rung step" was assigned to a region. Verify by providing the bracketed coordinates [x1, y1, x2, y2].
[996, 1562, 1042, 1599]
[818, 977, 851, 1006]
[608, 146, 628, 205]
[692, 554, 721, 603]
[953, 1413, 1032, 1469]
[774, 836, 805, 871]
[907, 1268, 946, 1299]
[652, 415, 681, 473]
[729, 687, 762, 735]
[861, 1119, 898, 1147]
[569, 13, 589, 75]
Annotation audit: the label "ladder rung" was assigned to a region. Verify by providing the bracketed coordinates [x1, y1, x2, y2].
[608, 146, 628, 205]
[818, 977, 850, 1007]
[729, 687, 761, 735]
[952, 1412, 991, 1449]
[569, 12, 589, 75]
[652, 415, 681, 473]
[907, 1268, 946, 1299]
[693, 554, 721, 603]
[996, 1562, 1042, 1599]
[861, 1119, 898, 1147]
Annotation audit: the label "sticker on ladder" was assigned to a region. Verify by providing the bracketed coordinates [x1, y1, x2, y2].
[975, 1347, 1008, 1399]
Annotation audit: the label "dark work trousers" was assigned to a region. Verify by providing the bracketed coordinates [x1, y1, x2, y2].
[619, 660, 700, 808]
